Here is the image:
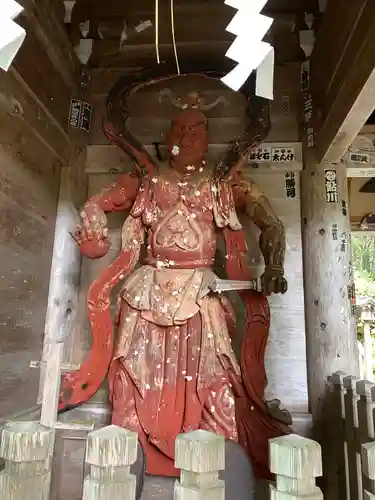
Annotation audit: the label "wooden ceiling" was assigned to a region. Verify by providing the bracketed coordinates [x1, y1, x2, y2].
[66, 0, 320, 69]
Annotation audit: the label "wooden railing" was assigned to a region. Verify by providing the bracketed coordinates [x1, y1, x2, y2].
[0, 419, 324, 500]
[330, 371, 375, 499]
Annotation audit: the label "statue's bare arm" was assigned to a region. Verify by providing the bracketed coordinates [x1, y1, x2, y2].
[74, 172, 140, 259]
[231, 173, 287, 295]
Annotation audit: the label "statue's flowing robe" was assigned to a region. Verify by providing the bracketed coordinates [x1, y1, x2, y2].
[106, 170, 289, 477]
[59, 167, 289, 479]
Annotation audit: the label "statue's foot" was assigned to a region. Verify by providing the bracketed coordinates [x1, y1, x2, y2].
[220, 440, 255, 500]
[266, 398, 293, 426]
[131, 440, 146, 500]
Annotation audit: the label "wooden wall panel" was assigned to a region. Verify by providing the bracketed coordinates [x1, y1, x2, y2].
[242, 171, 308, 413]
[13, 24, 71, 131]
[0, 0, 80, 420]
[0, 69, 71, 164]
[0, 146, 60, 418]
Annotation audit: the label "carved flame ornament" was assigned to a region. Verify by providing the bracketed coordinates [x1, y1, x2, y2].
[222, 0, 275, 98]
[0, 0, 26, 71]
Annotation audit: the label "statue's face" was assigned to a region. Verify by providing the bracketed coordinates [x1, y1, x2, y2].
[167, 109, 208, 172]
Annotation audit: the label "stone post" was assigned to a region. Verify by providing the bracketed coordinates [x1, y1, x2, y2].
[174, 429, 225, 500]
[269, 434, 323, 499]
[82, 425, 138, 500]
[0, 421, 54, 500]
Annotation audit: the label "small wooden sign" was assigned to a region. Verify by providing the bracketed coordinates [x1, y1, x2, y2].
[249, 147, 295, 163]
[349, 152, 370, 164]
[306, 127, 314, 148]
[324, 169, 338, 203]
[282, 95, 291, 115]
[271, 147, 295, 162]
[80, 68, 91, 90]
[285, 172, 297, 198]
[303, 93, 313, 123]
[68, 99, 92, 132]
[301, 60, 310, 92]
[249, 147, 271, 162]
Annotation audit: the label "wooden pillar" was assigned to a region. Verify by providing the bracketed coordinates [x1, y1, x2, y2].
[38, 166, 82, 414]
[301, 157, 359, 416]
[301, 155, 359, 498]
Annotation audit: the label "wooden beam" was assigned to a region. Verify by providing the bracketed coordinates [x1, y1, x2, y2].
[17, 0, 79, 90]
[71, 0, 297, 22]
[311, 0, 375, 163]
[86, 143, 303, 174]
[91, 40, 232, 68]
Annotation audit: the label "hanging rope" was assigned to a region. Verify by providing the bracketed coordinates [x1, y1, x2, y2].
[155, 0, 160, 63]
[154, 0, 180, 73]
[170, 0, 180, 74]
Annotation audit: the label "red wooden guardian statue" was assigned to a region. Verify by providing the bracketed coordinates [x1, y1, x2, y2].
[59, 84, 290, 480]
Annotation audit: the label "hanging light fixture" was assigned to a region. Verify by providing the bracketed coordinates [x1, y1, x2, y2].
[221, 0, 275, 99]
[0, 0, 26, 71]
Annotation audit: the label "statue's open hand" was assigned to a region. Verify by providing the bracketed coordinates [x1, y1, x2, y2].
[262, 266, 288, 295]
[72, 213, 110, 259]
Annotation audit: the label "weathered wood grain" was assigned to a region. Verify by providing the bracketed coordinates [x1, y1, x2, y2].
[311, 0, 375, 162]
[38, 165, 85, 409]
[0, 145, 60, 418]
[0, 68, 71, 163]
[301, 151, 359, 500]
[18, 0, 79, 89]
[91, 40, 232, 68]
[13, 22, 72, 130]
[95, 7, 235, 45]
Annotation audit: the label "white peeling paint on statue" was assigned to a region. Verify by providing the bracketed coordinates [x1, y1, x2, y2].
[221, 0, 274, 100]
[0, 0, 26, 71]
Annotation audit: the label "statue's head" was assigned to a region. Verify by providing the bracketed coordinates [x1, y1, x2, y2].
[166, 91, 208, 173]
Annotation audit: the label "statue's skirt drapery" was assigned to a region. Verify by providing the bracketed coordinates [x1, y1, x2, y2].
[109, 282, 239, 476]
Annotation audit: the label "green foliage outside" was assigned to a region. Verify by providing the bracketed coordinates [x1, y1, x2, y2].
[352, 233, 375, 342]
[352, 234, 375, 296]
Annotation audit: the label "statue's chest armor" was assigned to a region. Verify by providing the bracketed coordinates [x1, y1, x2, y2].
[152, 170, 213, 214]
[144, 170, 215, 253]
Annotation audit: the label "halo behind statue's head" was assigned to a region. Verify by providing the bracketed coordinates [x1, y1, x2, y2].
[104, 65, 271, 180]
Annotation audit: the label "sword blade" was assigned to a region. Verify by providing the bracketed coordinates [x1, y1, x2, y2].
[209, 277, 263, 293]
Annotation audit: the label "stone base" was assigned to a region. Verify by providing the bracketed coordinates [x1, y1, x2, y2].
[174, 481, 224, 500]
[83, 475, 136, 500]
[0, 471, 51, 500]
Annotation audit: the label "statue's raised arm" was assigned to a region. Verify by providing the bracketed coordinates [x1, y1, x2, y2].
[73, 172, 140, 259]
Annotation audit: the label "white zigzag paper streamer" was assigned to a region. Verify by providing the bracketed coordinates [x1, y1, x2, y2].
[221, 0, 275, 99]
[0, 0, 26, 71]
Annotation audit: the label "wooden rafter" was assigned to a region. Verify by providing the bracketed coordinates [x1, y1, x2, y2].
[311, 0, 375, 163]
